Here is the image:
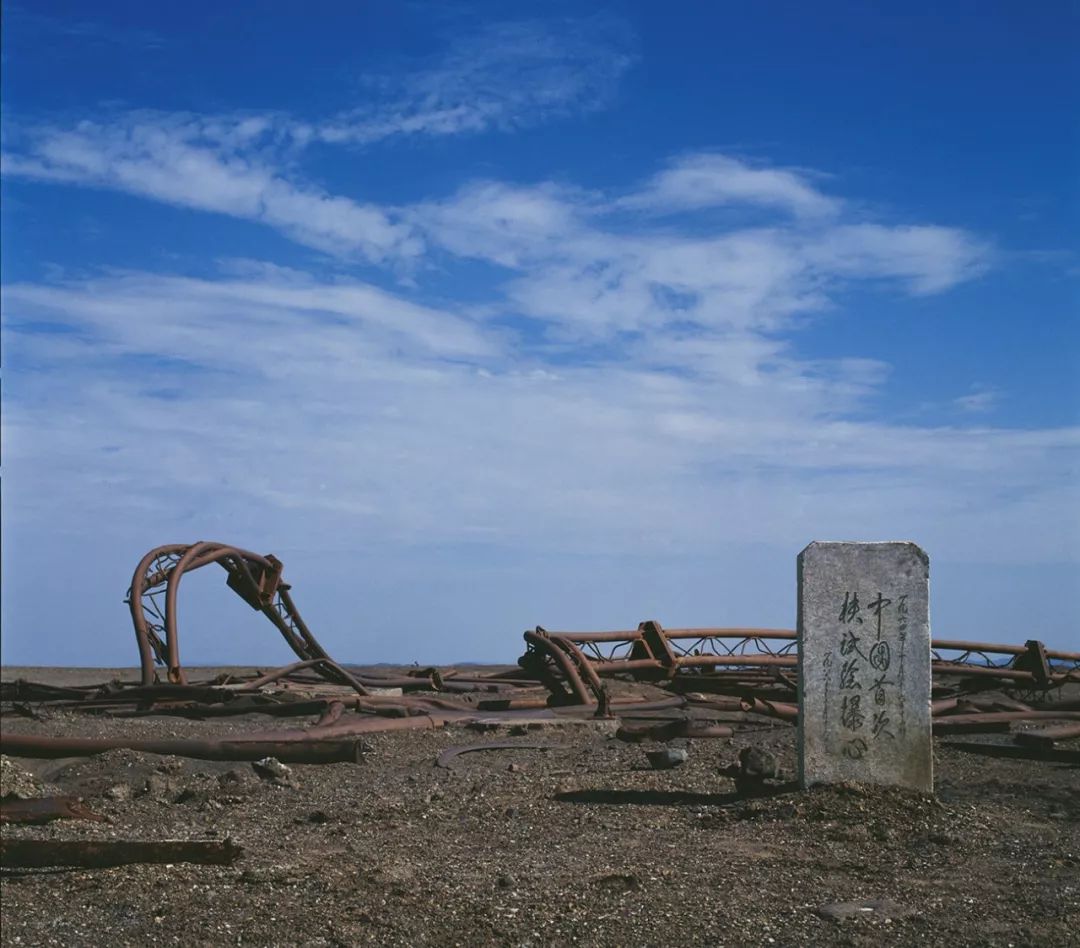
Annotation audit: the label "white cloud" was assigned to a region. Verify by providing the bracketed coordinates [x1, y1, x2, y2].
[408, 181, 589, 268]
[953, 386, 998, 413]
[805, 223, 989, 294]
[411, 171, 989, 343]
[318, 18, 635, 145]
[5, 86, 1076, 658]
[4, 252, 1077, 663]
[5, 269, 496, 366]
[4, 266, 1076, 564]
[3, 117, 420, 264]
[618, 153, 839, 218]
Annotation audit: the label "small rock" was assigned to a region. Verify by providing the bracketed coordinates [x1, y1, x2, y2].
[1, 756, 44, 800]
[591, 872, 641, 891]
[738, 746, 778, 780]
[507, 763, 523, 773]
[142, 774, 180, 800]
[155, 758, 186, 775]
[816, 898, 914, 923]
[174, 786, 201, 805]
[252, 757, 294, 785]
[646, 748, 688, 770]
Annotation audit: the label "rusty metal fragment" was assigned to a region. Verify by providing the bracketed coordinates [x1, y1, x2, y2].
[933, 711, 1080, 734]
[0, 837, 243, 869]
[0, 797, 108, 826]
[941, 741, 1080, 765]
[616, 721, 734, 742]
[1014, 723, 1080, 748]
[435, 742, 558, 769]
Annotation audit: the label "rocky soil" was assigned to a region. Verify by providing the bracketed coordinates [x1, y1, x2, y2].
[1, 668, 1077, 947]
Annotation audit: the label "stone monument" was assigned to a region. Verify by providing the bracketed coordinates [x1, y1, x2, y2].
[797, 541, 932, 792]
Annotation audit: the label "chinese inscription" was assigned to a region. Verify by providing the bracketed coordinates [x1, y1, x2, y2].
[833, 588, 898, 756]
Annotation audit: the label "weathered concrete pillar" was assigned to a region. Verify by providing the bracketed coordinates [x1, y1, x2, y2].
[797, 541, 932, 792]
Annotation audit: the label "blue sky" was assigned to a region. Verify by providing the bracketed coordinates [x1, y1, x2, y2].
[2, 0, 1077, 666]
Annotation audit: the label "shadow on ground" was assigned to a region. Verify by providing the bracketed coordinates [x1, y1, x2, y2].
[554, 780, 799, 807]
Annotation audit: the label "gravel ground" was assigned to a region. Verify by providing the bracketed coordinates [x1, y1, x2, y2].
[1, 668, 1078, 947]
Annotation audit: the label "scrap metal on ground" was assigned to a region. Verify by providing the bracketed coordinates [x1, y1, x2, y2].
[1, 540, 1077, 765]
[0, 837, 243, 869]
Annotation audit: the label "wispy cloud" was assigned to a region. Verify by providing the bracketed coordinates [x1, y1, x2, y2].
[4, 48, 1070, 587]
[2, 116, 420, 264]
[317, 18, 636, 145]
[411, 168, 989, 342]
[1, 16, 637, 264]
[953, 386, 999, 413]
[4, 264, 1076, 567]
[617, 153, 839, 219]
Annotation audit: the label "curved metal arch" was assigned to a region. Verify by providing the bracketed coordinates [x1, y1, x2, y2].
[126, 541, 348, 689]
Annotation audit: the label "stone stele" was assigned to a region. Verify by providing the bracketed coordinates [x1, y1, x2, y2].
[797, 541, 932, 793]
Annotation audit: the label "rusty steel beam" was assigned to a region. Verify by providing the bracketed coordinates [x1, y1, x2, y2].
[435, 741, 559, 769]
[0, 797, 108, 826]
[0, 837, 243, 870]
[941, 741, 1080, 764]
[1014, 723, 1080, 748]
[932, 711, 1080, 734]
[0, 731, 374, 763]
[517, 622, 1079, 700]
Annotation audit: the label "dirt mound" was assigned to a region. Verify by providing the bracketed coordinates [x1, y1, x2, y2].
[0, 756, 52, 799]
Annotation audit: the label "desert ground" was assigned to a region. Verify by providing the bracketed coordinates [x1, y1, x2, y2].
[1, 666, 1077, 947]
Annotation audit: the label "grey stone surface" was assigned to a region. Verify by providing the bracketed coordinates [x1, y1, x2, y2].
[797, 541, 932, 792]
[815, 898, 916, 923]
[646, 748, 689, 770]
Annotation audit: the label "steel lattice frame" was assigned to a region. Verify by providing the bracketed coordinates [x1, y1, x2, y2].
[519, 621, 1080, 702]
[127, 541, 336, 687]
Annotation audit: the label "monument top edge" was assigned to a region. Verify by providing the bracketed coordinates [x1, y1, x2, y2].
[798, 540, 928, 562]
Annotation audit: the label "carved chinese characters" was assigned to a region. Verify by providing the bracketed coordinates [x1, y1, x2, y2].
[797, 542, 933, 792]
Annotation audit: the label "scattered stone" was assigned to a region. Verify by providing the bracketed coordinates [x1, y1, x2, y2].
[815, 898, 915, 923]
[105, 783, 132, 802]
[252, 757, 295, 786]
[646, 748, 688, 770]
[218, 768, 253, 787]
[738, 746, 779, 780]
[241, 865, 303, 885]
[591, 872, 641, 891]
[1, 756, 44, 800]
[155, 757, 186, 775]
[142, 773, 180, 801]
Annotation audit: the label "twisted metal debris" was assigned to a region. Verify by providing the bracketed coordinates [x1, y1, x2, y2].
[519, 621, 1080, 700]
[0, 540, 1076, 765]
[128, 542, 343, 688]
